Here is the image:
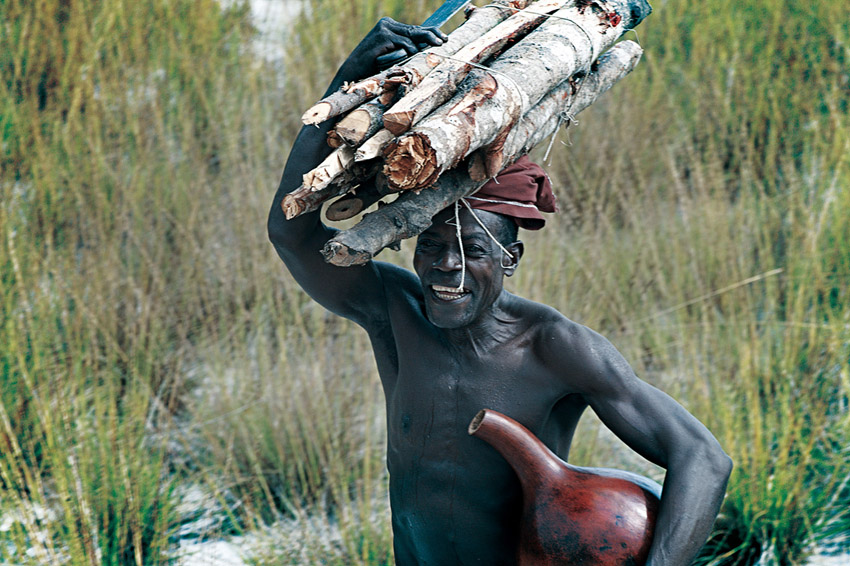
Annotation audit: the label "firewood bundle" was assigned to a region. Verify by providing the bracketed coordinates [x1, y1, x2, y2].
[286, 0, 651, 267]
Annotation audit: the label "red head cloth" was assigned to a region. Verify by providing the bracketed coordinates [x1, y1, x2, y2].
[465, 156, 557, 230]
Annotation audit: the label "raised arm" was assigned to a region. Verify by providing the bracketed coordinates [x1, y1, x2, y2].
[267, 18, 447, 325]
[553, 323, 732, 566]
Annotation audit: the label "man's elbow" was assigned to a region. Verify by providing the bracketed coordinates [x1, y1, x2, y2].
[267, 206, 286, 246]
[699, 438, 733, 489]
[267, 202, 298, 249]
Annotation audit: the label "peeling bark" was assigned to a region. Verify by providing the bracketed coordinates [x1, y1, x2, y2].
[321, 40, 644, 262]
[382, 0, 650, 191]
[300, 0, 533, 126]
[382, 0, 569, 136]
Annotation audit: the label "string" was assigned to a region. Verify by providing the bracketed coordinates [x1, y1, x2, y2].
[435, 53, 529, 110]
[460, 198, 515, 259]
[454, 200, 467, 292]
[510, 9, 599, 63]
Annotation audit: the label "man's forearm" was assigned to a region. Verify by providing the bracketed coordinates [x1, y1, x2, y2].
[646, 445, 732, 566]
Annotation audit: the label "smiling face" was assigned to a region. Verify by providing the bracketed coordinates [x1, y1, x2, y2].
[413, 206, 522, 330]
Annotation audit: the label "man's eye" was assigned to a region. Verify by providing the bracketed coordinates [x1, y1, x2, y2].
[465, 245, 486, 255]
[417, 240, 438, 250]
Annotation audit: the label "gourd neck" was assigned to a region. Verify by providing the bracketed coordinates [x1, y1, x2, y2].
[468, 409, 566, 493]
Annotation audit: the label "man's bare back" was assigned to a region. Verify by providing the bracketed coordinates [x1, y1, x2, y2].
[268, 18, 731, 566]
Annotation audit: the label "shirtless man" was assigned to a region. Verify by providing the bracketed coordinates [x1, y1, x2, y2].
[268, 18, 732, 566]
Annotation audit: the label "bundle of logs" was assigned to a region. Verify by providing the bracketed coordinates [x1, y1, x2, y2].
[285, 0, 651, 266]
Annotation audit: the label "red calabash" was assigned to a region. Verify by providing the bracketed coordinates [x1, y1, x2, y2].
[469, 409, 660, 566]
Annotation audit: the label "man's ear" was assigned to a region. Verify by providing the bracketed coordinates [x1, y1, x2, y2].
[502, 241, 524, 277]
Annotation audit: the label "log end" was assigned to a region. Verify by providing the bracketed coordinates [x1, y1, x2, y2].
[302, 102, 332, 125]
[326, 196, 365, 222]
[383, 134, 440, 192]
[321, 241, 372, 267]
[383, 110, 415, 136]
[282, 194, 302, 220]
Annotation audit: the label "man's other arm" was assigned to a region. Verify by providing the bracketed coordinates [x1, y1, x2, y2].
[267, 19, 447, 325]
[551, 322, 732, 566]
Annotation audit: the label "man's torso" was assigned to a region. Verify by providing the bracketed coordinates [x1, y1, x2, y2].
[366, 264, 589, 564]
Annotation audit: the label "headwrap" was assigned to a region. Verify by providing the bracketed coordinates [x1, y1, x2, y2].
[464, 156, 557, 230]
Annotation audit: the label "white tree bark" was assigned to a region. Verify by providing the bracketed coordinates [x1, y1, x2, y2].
[382, 0, 650, 191]
[300, 0, 535, 125]
[473, 39, 644, 179]
[381, 0, 569, 136]
[321, 40, 644, 265]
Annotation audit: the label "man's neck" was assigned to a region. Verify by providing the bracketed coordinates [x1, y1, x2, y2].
[441, 292, 520, 354]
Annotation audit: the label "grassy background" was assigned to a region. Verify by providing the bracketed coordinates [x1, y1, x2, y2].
[1, 0, 848, 564]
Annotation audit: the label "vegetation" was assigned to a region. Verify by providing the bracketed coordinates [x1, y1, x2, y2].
[0, 0, 847, 564]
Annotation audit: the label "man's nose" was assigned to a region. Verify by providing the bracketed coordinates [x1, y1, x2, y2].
[433, 248, 463, 271]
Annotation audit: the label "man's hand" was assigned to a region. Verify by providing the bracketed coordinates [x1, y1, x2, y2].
[345, 17, 448, 77]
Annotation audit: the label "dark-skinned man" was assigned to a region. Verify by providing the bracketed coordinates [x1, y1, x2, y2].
[267, 17, 732, 566]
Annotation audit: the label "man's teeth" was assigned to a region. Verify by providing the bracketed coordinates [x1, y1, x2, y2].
[431, 285, 469, 300]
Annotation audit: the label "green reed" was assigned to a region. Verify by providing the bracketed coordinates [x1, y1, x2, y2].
[1, 0, 848, 563]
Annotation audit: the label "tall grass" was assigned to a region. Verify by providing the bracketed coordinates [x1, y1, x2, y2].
[1, 0, 848, 564]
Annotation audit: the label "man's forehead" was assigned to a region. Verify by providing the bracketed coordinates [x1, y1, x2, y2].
[422, 207, 501, 240]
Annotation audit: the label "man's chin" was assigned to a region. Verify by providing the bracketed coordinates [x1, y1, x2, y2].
[424, 299, 474, 329]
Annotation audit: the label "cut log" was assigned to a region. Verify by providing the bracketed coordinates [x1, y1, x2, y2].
[383, 72, 505, 191]
[382, 0, 651, 191]
[300, 0, 534, 126]
[302, 70, 408, 126]
[382, 0, 569, 136]
[325, 182, 391, 221]
[322, 167, 484, 266]
[284, 160, 382, 219]
[322, 40, 644, 263]
[475, 39, 644, 178]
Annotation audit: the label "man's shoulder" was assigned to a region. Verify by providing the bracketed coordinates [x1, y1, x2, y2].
[374, 261, 421, 296]
[508, 295, 616, 369]
[507, 295, 596, 341]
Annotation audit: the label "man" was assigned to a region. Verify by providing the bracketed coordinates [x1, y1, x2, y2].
[268, 18, 732, 566]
